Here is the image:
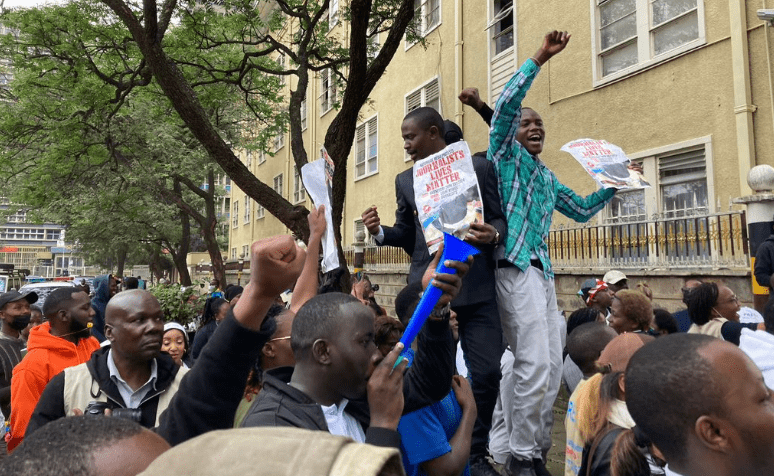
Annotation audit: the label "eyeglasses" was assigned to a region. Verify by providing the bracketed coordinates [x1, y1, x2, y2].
[268, 335, 291, 342]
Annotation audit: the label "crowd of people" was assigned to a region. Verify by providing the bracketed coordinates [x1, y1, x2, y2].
[0, 30, 772, 476]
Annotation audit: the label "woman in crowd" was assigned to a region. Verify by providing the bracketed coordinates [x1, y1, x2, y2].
[608, 290, 653, 335]
[575, 333, 664, 476]
[162, 322, 191, 368]
[685, 282, 763, 345]
[190, 297, 229, 361]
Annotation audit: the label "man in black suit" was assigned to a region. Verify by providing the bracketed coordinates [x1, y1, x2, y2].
[361, 107, 506, 476]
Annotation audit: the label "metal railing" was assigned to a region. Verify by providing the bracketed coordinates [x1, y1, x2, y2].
[344, 210, 749, 272]
[548, 210, 748, 271]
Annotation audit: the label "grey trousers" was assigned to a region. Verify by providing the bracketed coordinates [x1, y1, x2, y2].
[494, 265, 563, 461]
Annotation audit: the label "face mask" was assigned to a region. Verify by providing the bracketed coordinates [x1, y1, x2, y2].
[9, 313, 31, 331]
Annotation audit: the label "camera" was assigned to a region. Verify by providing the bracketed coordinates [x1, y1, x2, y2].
[85, 401, 142, 422]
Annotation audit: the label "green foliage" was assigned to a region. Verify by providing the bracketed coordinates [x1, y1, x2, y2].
[148, 279, 208, 325]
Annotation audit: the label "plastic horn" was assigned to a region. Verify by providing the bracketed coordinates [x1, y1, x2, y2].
[394, 232, 481, 368]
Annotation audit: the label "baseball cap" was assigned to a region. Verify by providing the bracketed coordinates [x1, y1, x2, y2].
[603, 270, 627, 285]
[0, 291, 39, 309]
[579, 279, 607, 304]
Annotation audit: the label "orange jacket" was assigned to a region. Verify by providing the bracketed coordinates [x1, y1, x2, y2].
[7, 322, 100, 452]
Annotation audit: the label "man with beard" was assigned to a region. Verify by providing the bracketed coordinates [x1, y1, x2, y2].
[7, 287, 101, 451]
[25, 289, 188, 436]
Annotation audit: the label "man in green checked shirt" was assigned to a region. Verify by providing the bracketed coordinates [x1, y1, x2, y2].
[485, 31, 617, 476]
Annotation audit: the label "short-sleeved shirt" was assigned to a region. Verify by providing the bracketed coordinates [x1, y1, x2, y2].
[398, 389, 470, 476]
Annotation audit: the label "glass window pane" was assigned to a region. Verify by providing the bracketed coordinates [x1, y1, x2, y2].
[495, 27, 513, 56]
[602, 41, 638, 76]
[356, 163, 366, 177]
[652, 0, 696, 26]
[653, 10, 698, 56]
[600, 12, 636, 50]
[426, 95, 440, 113]
[661, 179, 708, 217]
[600, 0, 636, 27]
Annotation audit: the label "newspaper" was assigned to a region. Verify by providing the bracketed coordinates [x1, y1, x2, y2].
[413, 141, 483, 255]
[300, 147, 340, 273]
[560, 139, 650, 190]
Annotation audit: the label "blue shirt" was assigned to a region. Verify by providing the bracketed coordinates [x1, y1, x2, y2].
[397, 350, 470, 476]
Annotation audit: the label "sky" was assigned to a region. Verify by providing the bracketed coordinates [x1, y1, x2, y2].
[4, 0, 64, 8]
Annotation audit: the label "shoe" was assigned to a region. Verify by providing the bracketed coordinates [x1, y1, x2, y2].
[504, 455, 537, 476]
[533, 458, 552, 476]
[469, 454, 502, 476]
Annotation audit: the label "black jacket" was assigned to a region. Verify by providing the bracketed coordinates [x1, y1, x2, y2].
[27, 346, 183, 435]
[755, 234, 774, 289]
[28, 313, 275, 447]
[381, 155, 507, 306]
[240, 317, 456, 448]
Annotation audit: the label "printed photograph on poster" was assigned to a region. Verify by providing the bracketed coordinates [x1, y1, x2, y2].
[560, 138, 650, 190]
[0, 276, 7, 293]
[413, 141, 484, 254]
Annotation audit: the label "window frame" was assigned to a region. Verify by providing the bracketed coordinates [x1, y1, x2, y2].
[300, 98, 308, 131]
[243, 196, 250, 224]
[273, 131, 285, 152]
[292, 166, 307, 204]
[590, 0, 706, 86]
[329, 0, 339, 29]
[232, 200, 239, 228]
[255, 203, 265, 220]
[406, 0, 442, 49]
[489, 0, 514, 58]
[319, 68, 337, 116]
[354, 114, 379, 181]
[603, 135, 715, 222]
[273, 173, 284, 198]
[353, 219, 376, 246]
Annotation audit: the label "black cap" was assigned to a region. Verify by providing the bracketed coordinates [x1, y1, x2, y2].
[0, 291, 38, 309]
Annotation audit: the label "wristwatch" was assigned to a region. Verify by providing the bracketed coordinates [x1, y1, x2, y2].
[491, 230, 501, 244]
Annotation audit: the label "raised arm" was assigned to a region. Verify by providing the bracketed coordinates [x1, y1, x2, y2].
[489, 31, 571, 167]
[554, 183, 616, 223]
[290, 205, 326, 314]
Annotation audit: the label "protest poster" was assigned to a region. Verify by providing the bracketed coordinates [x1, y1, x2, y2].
[300, 147, 340, 273]
[560, 139, 650, 190]
[413, 141, 483, 254]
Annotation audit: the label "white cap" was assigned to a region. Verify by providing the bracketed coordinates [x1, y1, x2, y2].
[603, 270, 627, 284]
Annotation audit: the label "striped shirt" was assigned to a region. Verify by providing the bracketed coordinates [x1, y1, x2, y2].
[487, 59, 616, 278]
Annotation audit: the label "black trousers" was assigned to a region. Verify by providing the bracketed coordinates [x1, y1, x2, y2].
[454, 299, 504, 458]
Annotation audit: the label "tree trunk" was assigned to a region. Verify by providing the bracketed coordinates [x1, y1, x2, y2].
[116, 244, 127, 278]
[203, 171, 226, 288]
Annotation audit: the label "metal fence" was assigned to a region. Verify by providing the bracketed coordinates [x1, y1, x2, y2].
[343, 245, 411, 272]
[548, 210, 748, 271]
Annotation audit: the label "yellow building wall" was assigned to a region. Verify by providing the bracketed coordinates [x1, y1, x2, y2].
[227, 1, 773, 259]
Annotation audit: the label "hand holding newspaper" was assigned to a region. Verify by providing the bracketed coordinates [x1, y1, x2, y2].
[560, 139, 650, 190]
[300, 147, 340, 273]
[413, 141, 484, 254]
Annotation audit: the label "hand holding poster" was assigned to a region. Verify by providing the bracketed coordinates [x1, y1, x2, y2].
[560, 139, 650, 190]
[300, 147, 340, 273]
[413, 141, 484, 254]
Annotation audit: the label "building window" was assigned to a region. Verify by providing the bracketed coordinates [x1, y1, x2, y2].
[293, 167, 307, 204]
[273, 174, 284, 197]
[300, 99, 307, 131]
[606, 140, 709, 222]
[355, 115, 378, 180]
[232, 201, 239, 228]
[231, 247, 237, 260]
[319, 68, 336, 115]
[410, 0, 441, 39]
[244, 196, 250, 223]
[246, 150, 252, 168]
[329, 0, 339, 28]
[491, 0, 514, 56]
[367, 34, 381, 62]
[595, 0, 703, 82]
[277, 54, 286, 85]
[241, 244, 249, 259]
[406, 77, 440, 114]
[273, 131, 284, 152]
[256, 203, 265, 219]
[258, 150, 266, 164]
